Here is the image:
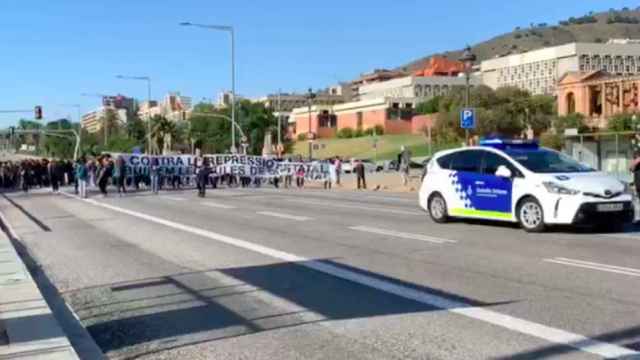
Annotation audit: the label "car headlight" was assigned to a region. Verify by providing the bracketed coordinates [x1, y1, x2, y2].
[542, 181, 580, 195]
[621, 181, 633, 195]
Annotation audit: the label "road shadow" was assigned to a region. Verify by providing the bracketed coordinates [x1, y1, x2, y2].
[77, 259, 517, 358]
[493, 325, 640, 359]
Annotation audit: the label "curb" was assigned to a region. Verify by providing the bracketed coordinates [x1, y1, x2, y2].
[0, 204, 80, 359]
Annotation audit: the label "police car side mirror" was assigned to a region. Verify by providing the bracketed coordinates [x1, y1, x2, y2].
[495, 165, 512, 178]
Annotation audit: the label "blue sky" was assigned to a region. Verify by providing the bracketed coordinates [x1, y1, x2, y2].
[0, 0, 637, 126]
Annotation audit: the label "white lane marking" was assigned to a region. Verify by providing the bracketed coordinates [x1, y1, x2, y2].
[200, 202, 236, 209]
[61, 192, 638, 359]
[256, 211, 310, 221]
[233, 187, 417, 203]
[544, 257, 640, 277]
[161, 196, 187, 202]
[349, 226, 456, 244]
[285, 199, 423, 216]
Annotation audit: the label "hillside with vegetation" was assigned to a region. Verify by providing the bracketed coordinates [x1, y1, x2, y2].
[401, 6, 640, 72]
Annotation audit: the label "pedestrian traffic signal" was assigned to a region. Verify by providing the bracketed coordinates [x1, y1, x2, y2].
[34, 106, 43, 120]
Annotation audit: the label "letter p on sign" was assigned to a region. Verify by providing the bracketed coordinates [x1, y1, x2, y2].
[460, 108, 475, 129]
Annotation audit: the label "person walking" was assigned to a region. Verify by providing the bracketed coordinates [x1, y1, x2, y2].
[324, 160, 333, 190]
[48, 160, 60, 194]
[284, 159, 293, 189]
[96, 157, 110, 197]
[75, 157, 88, 198]
[19, 162, 30, 193]
[295, 165, 305, 189]
[114, 157, 127, 196]
[88, 160, 97, 188]
[196, 159, 212, 198]
[334, 156, 342, 186]
[150, 158, 160, 195]
[399, 145, 412, 186]
[355, 159, 367, 190]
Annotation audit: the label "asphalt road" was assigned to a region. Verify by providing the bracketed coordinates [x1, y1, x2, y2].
[2, 185, 640, 359]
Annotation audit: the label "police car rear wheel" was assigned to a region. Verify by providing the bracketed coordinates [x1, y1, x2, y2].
[429, 193, 448, 223]
[518, 198, 545, 232]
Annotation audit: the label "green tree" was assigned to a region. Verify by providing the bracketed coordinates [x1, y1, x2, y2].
[189, 112, 232, 154]
[43, 119, 75, 158]
[553, 113, 589, 134]
[96, 108, 123, 146]
[126, 114, 147, 144]
[188, 101, 287, 155]
[471, 85, 499, 108]
[607, 113, 637, 132]
[150, 115, 178, 154]
[416, 96, 441, 115]
[539, 131, 563, 150]
[337, 127, 354, 138]
[80, 129, 101, 156]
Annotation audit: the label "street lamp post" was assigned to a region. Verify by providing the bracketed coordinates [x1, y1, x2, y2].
[459, 45, 476, 146]
[180, 22, 237, 154]
[277, 89, 282, 150]
[116, 75, 152, 153]
[306, 88, 316, 161]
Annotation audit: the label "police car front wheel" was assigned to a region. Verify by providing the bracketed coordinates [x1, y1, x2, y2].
[517, 197, 546, 232]
[428, 193, 449, 223]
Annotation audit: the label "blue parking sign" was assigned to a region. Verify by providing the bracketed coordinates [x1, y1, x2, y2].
[460, 108, 476, 129]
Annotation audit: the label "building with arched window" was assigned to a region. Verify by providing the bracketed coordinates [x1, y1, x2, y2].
[557, 70, 640, 128]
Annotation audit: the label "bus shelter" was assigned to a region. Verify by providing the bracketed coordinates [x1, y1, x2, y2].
[563, 131, 635, 182]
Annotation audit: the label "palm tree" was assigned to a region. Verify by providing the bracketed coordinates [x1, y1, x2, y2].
[150, 116, 178, 154]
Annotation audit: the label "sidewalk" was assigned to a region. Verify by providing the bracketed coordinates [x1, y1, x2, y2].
[0, 209, 79, 360]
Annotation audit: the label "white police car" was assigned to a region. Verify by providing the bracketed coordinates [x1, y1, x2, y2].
[419, 139, 634, 232]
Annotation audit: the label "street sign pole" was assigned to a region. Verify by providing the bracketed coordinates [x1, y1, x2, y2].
[460, 108, 476, 146]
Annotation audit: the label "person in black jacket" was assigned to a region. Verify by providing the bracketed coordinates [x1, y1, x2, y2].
[196, 159, 212, 198]
[48, 160, 60, 194]
[354, 159, 366, 190]
[96, 156, 112, 197]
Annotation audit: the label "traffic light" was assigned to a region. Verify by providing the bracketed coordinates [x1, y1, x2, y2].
[9, 127, 15, 137]
[34, 106, 43, 120]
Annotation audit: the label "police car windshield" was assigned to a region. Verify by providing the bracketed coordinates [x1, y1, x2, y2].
[505, 149, 595, 173]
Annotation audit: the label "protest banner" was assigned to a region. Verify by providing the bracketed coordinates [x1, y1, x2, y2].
[112, 154, 331, 182]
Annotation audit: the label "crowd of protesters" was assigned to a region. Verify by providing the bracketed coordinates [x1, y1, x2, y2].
[0, 159, 75, 193]
[0, 153, 355, 199]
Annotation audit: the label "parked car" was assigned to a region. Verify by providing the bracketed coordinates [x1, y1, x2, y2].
[382, 160, 399, 172]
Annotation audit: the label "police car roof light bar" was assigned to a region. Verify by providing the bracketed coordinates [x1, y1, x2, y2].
[479, 138, 539, 151]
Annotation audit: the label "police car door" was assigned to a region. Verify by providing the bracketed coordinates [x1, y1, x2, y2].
[478, 151, 518, 221]
[446, 150, 514, 221]
[445, 149, 484, 218]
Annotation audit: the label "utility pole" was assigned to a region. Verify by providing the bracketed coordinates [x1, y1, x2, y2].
[459, 46, 476, 146]
[306, 88, 316, 161]
[277, 89, 282, 149]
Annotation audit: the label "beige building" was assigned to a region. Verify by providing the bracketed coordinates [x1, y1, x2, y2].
[81, 108, 127, 133]
[137, 92, 192, 122]
[481, 42, 640, 95]
[137, 101, 161, 119]
[358, 75, 479, 102]
[254, 92, 346, 113]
